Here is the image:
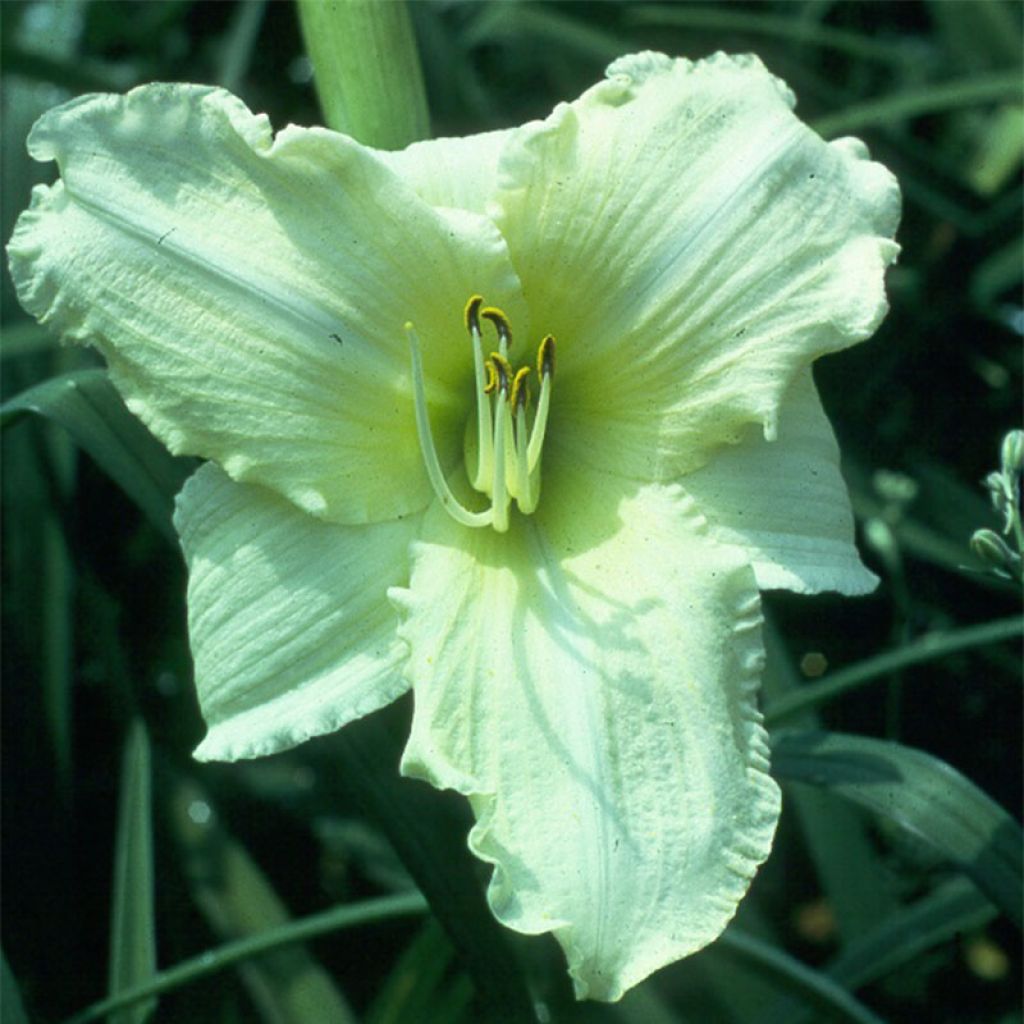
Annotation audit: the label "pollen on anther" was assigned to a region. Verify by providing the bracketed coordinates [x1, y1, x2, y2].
[483, 359, 498, 395]
[511, 366, 531, 412]
[482, 306, 512, 346]
[538, 334, 556, 378]
[464, 295, 484, 335]
[490, 352, 513, 394]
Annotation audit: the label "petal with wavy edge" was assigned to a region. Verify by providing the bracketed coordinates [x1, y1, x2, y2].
[174, 462, 417, 761]
[376, 128, 513, 213]
[391, 467, 780, 1000]
[684, 370, 877, 595]
[492, 51, 900, 481]
[8, 84, 526, 524]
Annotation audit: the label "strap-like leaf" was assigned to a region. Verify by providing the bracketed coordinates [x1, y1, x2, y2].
[1, 369, 190, 542]
[108, 720, 157, 1024]
[772, 731, 1023, 927]
[711, 930, 886, 1024]
[307, 703, 538, 1022]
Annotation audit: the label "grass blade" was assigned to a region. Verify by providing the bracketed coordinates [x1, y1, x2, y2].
[762, 618, 898, 942]
[772, 731, 1023, 927]
[1, 370, 191, 543]
[765, 616, 1024, 727]
[108, 720, 157, 1024]
[168, 776, 358, 1024]
[309, 707, 537, 1022]
[627, 4, 913, 65]
[812, 72, 1022, 137]
[2, 949, 31, 1024]
[62, 892, 428, 1024]
[710, 930, 885, 1024]
[827, 877, 997, 989]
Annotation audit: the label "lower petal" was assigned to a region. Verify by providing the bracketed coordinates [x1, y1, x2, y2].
[391, 469, 780, 1000]
[175, 463, 417, 761]
[683, 370, 878, 595]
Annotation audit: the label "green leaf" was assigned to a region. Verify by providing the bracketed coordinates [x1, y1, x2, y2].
[709, 930, 886, 1024]
[217, 0, 268, 93]
[296, 0, 429, 149]
[772, 731, 1023, 928]
[765, 616, 1024, 727]
[308, 704, 537, 1022]
[365, 918, 472, 1024]
[1, 370, 191, 543]
[811, 72, 1023, 138]
[761, 618, 898, 942]
[168, 776, 358, 1024]
[61, 892, 428, 1024]
[827, 877, 997, 990]
[108, 720, 157, 1024]
[775, 879, 997, 1024]
[626, 4, 913, 65]
[1, 949, 30, 1024]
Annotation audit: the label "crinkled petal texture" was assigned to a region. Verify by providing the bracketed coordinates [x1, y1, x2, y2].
[375, 128, 514, 213]
[8, 83, 525, 524]
[684, 370, 877, 595]
[175, 463, 418, 761]
[492, 51, 900, 481]
[392, 467, 781, 1000]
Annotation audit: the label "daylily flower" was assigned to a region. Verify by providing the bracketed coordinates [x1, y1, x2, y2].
[8, 52, 899, 999]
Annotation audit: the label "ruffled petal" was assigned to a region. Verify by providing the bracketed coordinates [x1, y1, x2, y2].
[376, 128, 513, 213]
[492, 51, 900, 481]
[174, 463, 417, 761]
[684, 370, 877, 595]
[391, 468, 780, 1000]
[8, 83, 524, 523]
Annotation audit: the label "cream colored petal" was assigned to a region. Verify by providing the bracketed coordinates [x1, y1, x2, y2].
[8, 84, 525, 523]
[493, 52, 900, 480]
[174, 463, 416, 761]
[391, 467, 780, 1000]
[375, 128, 513, 213]
[684, 370, 877, 595]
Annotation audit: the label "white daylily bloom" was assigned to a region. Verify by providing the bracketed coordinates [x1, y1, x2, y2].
[8, 51, 899, 1000]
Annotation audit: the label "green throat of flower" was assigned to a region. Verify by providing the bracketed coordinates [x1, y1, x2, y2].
[405, 295, 555, 533]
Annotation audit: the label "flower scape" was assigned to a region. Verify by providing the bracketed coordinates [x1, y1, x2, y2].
[8, 51, 899, 1000]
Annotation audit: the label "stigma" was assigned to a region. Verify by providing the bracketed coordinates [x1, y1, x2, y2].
[405, 295, 555, 533]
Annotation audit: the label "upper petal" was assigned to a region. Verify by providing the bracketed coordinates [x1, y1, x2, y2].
[375, 128, 513, 214]
[175, 462, 417, 761]
[8, 84, 525, 523]
[492, 52, 900, 481]
[391, 468, 780, 1000]
[684, 370, 878, 595]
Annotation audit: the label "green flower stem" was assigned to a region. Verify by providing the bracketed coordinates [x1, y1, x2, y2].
[61, 891, 428, 1024]
[296, 0, 429, 149]
[765, 615, 1024, 727]
[812, 72, 1023, 138]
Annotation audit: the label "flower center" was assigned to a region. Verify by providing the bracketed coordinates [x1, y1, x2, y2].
[404, 295, 555, 533]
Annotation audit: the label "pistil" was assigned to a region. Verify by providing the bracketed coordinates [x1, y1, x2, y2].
[405, 299, 556, 532]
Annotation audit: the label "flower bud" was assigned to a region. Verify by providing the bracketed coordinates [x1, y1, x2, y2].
[1000, 429, 1024, 477]
[970, 528, 1021, 576]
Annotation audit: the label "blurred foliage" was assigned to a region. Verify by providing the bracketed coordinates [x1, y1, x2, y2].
[1, 2, 1021, 1023]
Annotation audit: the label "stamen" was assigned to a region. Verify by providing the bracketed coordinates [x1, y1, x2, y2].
[490, 351, 513, 392]
[466, 295, 492, 491]
[483, 360, 498, 395]
[510, 366, 531, 417]
[528, 336, 555, 471]
[490, 362, 511, 533]
[482, 306, 512, 358]
[514, 394, 535, 515]
[464, 294, 484, 335]
[405, 322, 492, 529]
